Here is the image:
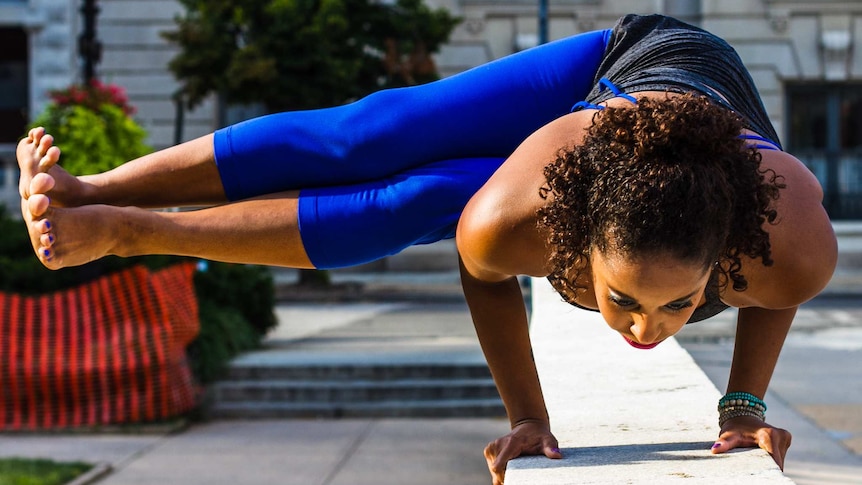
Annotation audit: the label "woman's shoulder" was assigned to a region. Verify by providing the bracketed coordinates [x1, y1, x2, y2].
[456, 168, 549, 280]
[456, 112, 598, 281]
[724, 150, 838, 309]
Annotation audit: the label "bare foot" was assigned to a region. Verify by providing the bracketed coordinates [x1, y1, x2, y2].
[17, 127, 86, 207]
[18, 129, 116, 269]
[22, 202, 120, 270]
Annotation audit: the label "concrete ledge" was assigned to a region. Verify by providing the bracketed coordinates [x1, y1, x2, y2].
[505, 278, 794, 484]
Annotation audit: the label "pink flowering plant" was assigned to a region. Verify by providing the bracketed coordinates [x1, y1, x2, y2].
[30, 80, 151, 176]
[49, 79, 137, 116]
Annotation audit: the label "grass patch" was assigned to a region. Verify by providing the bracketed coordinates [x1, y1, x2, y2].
[0, 458, 92, 485]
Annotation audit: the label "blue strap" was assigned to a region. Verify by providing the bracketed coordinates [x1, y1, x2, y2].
[598, 77, 638, 104]
[571, 100, 604, 112]
[738, 134, 781, 151]
[571, 77, 637, 112]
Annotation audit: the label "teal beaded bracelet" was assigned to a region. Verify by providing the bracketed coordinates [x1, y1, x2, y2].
[718, 392, 767, 427]
[718, 392, 767, 412]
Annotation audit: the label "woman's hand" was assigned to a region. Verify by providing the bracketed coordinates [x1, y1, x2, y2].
[711, 415, 792, 470]
[484, 420, 562, 485]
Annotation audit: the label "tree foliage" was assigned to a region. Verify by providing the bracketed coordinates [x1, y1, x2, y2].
[162, 0, 460, 111]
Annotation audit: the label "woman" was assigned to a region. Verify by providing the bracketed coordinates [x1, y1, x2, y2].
[18, 14, 836, 484]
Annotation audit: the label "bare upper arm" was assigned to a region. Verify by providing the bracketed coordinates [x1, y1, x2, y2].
[457, 111, 598, 283]
[731, 151, 838, 308]
[456, 188, 527, 283]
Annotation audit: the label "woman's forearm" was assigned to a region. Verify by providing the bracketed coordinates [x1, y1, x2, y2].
[459, 262, 550, 427]
[726, 306, 798, 397]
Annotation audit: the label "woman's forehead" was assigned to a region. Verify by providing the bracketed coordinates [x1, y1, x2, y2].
[591, 248, 710, 296]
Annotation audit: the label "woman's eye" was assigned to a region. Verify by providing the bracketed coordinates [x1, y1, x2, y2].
[609, 296, 636, 308]
[665, 301, 693, 312]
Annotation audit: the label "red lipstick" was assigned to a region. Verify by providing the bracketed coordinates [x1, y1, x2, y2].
[623, 335, 661, 350]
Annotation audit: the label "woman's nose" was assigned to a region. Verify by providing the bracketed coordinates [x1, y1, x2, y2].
[630, 314, 662, 344]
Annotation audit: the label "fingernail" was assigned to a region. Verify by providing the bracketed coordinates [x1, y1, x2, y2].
[712, 443, 721, 449]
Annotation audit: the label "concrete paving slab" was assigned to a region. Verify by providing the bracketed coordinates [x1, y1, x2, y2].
[267, 303, 405, 342]
[98, 420, 368, 485]
[796, 405, 862, 455]
[0, 432, 165, 469]
[327, 419, 509, 485]
[846, 436, 862, 457]
[93, 419, 507, 485]
[234, 301, 488, 367]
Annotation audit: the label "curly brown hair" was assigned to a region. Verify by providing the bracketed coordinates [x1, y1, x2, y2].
[538, 93, 784, 303]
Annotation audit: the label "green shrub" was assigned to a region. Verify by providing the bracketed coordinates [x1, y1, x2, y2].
[194, 261, 278, 337]
[29, 80, 151, 176]
[187, 299, 261, 384]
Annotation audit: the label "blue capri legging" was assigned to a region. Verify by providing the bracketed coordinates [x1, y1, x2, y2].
[212, 29, 611, 269]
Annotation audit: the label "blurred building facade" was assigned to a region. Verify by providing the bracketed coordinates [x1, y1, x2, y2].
[1, 0, 861, 218]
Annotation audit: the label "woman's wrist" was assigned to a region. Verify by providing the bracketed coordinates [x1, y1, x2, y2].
[718, 391, 767, 427]
[511, 416, 551, 430]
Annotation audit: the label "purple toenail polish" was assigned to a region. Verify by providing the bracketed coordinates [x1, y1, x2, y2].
[42, 248, 51, 258]
[44, 220, 51, 230]
[48, 234, 54, 244]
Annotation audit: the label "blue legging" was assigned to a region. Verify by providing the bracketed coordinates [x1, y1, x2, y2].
[213, 29, 611, 268]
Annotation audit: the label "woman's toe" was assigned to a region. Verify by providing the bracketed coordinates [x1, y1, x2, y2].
[28, 193, 50, 217]
[30, 172, 56, 195]
[35, 218, 52, 234]
[37, 134, 53, 154]
[40, 232, 55, 248]
[39, 146, 61, 171]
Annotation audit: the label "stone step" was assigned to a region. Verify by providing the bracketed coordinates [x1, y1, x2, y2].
[224, 362, 494, 382]
[211, 378, 501, 403]
[206, 398, 506, 419]
[209, 360, 505, 418]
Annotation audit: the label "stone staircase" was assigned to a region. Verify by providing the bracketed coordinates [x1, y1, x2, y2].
[204, 297, 507, 419]
[206, 361, 506, 419]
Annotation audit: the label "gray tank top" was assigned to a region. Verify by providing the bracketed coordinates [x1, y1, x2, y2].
[584, 14, 781, 149]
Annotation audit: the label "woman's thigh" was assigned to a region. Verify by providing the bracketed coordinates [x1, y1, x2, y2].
[214, 29, 611, 201]
[298, 157, 505, 269]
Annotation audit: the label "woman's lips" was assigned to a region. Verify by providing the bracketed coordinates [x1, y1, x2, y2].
[623, 335, 661, 350]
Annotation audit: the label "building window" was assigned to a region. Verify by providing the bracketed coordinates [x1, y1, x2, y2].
[787, 83, 862, 219]
[0, 27, 29, 144]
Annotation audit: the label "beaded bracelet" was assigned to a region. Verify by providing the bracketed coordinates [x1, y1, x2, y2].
[718, 392, 767, 427]
[718, 392, 767, 412]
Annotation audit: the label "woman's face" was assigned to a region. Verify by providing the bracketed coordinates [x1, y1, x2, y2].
[589, 248, 711, 349]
